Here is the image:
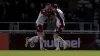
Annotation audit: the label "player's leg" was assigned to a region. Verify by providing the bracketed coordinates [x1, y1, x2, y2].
[53, 31, 68, 50]
[57, 26, 68, 50]
[57, 36, 68, 50]
[36, 24, 46, 50]
[53, 22, 68, 50]
[28, 36, 39, 43]
[25, 36, 39, 47]
[53, 32, 60, 50]
[32, 36, 39, 43]
[37, 32, 45, 50]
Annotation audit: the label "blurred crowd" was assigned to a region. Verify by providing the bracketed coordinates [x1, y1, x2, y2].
[0, 0, 42, 22]
[0, 0, 97, 22]
[95, 0, 100, 25]
[0, 0, 100, 30]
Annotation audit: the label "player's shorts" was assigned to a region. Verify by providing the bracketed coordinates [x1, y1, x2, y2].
[54, 18, 64, 34]
[35, 24, 43, 32]
[54, 25, 63, 34]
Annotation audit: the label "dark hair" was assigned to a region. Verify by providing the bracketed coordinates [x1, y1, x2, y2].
[45, 3, 51, 6]
[52, 4, 58, 9]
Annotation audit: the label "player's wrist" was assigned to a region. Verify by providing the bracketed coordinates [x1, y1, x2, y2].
[60, 25, 64, 27]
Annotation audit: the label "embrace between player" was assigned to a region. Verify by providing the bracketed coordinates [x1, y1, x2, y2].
[25, 3, 68, 50]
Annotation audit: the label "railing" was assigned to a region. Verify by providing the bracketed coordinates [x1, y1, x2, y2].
[0, 30, 100, 34]
[0, 22, 97, 38]
[0, 22, 95, 24]
[0, 22, 98, 30]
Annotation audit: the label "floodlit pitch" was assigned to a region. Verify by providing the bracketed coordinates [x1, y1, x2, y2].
[0, 50, 100, 56]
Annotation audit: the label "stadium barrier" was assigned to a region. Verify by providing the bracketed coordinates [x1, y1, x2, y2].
[0, 33, 9, 50]
[4, 30, 97, 50]
[0, 30, 100, 34]
[0, 22, 96, 30]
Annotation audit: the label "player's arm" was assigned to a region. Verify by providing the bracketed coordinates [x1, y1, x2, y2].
[41, 9, 49, 16]
[56, 11, 65, 27]
[36, 9, 49, 21]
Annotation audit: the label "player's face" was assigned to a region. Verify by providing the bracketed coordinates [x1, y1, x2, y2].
[45, 5, 51, 10]
[51, 7, 56, 11]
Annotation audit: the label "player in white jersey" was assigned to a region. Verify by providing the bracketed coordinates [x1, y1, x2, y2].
[51, 4, 68, 50]
[25, 3, 52, 50]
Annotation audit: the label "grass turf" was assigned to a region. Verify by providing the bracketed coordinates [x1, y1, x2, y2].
[0, 50, 100, 56]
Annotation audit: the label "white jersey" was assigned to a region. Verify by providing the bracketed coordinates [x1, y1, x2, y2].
[57, 9, 65, 20]
[36, 9, 48, 25]
[56, 9, 65, 27]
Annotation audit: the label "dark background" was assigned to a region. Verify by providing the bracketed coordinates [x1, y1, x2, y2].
[0, 0, 97, 30]
[0, 0, 95, 22]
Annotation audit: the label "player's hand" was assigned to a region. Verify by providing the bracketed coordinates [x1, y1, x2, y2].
[61, 27, 64, 30]
[60, 25, 65, 30]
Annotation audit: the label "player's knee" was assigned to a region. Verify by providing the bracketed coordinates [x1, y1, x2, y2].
[37, 32, 44, 38]
[53, 33, 59, 38]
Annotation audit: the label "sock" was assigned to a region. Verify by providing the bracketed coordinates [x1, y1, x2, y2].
[40, 37, 44, 49]
[54, 38, 60, 49]
[28, 36, 36, 42]
[33, 36, 39, 43]
[58, 36, 67, 47]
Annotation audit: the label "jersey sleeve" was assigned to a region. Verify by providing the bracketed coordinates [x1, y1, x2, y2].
[56, 10, 65, 27]
[41, 9, 48, 16]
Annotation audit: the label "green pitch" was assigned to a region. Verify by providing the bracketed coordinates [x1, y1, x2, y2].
[0, 50, 100, 56]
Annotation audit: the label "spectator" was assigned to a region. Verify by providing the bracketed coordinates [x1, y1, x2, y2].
[29, 2, 37, 22]
[3, 0, 16, 22]
[16, 0, 29, 22]
[95, 0, 100, 26]
[76, 4, 85, 22]
[84, 2, 93, 22]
